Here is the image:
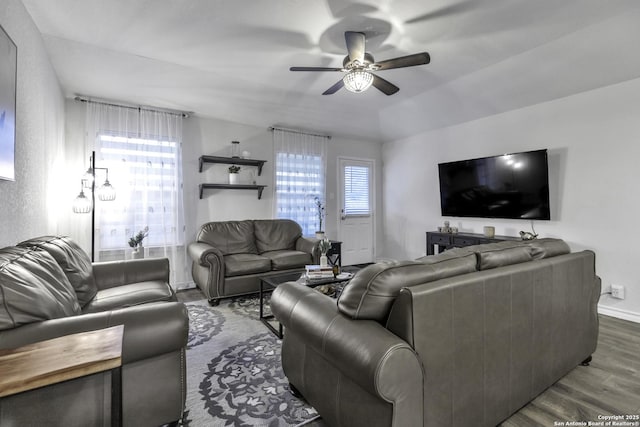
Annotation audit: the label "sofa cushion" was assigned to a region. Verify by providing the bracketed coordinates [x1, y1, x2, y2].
[254, 219, 302, 253]
[0, 246, 81, 331]
[261, 250, 312, 270]
[338, 255, 477, 323]
[197, 220, 257, 255]
[527, 238, 570, 259]
[224, 253, 271, 277]
[415, 246, 477, 264]
[82, 281, 175, 313]
[18, 235, 97, 307]
[473, 241, 533, 270]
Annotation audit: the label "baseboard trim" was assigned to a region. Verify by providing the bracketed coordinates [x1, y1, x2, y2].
[598, 304, 640, 323]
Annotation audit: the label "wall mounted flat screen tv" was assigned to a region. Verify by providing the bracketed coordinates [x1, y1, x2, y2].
[438, 149, 550, 220]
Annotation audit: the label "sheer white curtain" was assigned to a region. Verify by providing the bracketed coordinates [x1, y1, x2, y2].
[272, 128, 328, 236]
[83, 102, 189, 288]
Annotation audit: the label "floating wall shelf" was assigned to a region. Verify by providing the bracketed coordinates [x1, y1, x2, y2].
[199, 184, 267, 200]
[199, 155, 267, 175]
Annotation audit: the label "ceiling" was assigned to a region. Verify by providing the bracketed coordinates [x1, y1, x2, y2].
[21, 0, 640, 142]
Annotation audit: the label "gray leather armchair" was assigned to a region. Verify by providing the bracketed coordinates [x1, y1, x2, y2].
[0, 236, 188, 427]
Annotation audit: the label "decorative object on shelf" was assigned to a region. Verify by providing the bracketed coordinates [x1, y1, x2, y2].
[230, 140, 240, 158]
[72, 151, 116, 261]
[483, 226, 495, 238]
[520, 231, 538, 240]
[314, 196, 325, 238]
[519, 222, 538, 240]
[228, 165, 241, 184]
[318, 238, 331, 267]
[438, 221, 452, 233]
[128, 226, 149, 259]
[241, 150, 250, 159]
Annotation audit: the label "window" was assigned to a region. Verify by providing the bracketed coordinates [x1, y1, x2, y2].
[272, 129, 328, 236]
[274, 152, 324, 236]
[96, 132, 183, 251]
[343, 165, 371, 216]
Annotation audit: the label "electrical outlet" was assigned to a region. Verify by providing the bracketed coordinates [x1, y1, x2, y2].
[611, 284, 625, 300]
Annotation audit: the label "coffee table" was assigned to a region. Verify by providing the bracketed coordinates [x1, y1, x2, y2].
[259, 268, 358, 338]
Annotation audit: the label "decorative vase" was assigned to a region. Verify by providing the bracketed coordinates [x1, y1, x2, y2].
[229, 173, 239, 185]
[315, 231, 325, 239]
[320, 254, 328, 267]
[132, 244, 144, 259]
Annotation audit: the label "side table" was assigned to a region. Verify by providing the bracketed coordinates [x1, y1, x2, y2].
[0, 325, 125, 426]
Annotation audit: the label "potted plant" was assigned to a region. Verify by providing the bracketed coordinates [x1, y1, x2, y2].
[228, 165, 241, 185]
[128, 226, 149, 259]
[318, 238, 331, 267]
[314, 196, 325, 239]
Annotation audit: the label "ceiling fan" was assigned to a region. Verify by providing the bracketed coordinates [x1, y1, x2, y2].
[290, 31, 430, 95]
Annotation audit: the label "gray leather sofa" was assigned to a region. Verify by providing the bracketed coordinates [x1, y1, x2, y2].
[271, 239, 601, 427]
[0, 236, 188, 427]
[188, 219, 320, 305]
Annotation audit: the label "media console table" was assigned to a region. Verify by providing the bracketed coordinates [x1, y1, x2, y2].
[426, 231, 521, 255]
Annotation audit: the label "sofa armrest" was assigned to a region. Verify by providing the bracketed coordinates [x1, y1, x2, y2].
[0, 302, 188, 364]
[188, 241, 224, 266]
[295, 237, 320, 263]
[187, 242, 225, 300]
[272, 283, 423, 408]
[92, 258, 170, 290]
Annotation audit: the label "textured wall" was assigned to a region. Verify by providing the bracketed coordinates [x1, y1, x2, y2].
[0, 0, 65, 247]
[382, 77, 640, 322]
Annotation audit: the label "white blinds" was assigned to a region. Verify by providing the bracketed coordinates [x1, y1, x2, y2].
[344, 165, 370, 216]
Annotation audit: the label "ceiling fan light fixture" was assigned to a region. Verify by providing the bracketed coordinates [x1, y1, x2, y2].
[343, 70, 374, 93]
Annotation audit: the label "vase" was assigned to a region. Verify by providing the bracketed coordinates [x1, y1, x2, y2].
[320, 255, 328, 267]
[229, 173, 239, 185]
[132, 245, 144, 259]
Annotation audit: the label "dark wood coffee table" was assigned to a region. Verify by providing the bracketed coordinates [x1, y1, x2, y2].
[259, 268, 358, 338]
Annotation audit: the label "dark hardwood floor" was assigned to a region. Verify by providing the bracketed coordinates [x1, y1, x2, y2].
[178, 289, 640, 426]
[501, 315, 640, 427]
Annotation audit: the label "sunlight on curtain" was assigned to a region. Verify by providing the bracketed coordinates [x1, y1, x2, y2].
[84, 102, 189, 288]
[272, 129, 328, 236]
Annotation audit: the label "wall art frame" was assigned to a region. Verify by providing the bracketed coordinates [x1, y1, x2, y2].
[0, 22, 17, 181]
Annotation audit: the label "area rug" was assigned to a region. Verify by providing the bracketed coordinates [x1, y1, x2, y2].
[181, 296, 319, 426]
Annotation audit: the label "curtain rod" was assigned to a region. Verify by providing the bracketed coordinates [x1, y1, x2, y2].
[74, 96, 191, 118]
[269, 126, 331, 140]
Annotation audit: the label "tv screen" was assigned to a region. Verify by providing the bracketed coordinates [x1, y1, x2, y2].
[438, 149, 550, 220]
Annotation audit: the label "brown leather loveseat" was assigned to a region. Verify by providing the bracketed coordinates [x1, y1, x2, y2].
[271, 239, 601, 427]
[188, 219, 320, 305]
[0, 235, 188, 427]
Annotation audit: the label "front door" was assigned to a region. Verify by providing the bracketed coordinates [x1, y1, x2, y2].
[337, 157, 374, 265]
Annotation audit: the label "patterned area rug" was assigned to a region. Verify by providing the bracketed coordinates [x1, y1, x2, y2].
[182, 296, 319, 426]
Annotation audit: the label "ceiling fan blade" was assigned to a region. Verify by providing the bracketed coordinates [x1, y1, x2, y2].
[374, 53, 430, 71]
[345, 31, 366, 63]
[290, 66, 343, 72]
[322, 79, 345, 95]
[371, 74, 399, 95]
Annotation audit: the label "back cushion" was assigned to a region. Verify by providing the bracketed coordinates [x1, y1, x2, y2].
[18, 236, 97, 307]
[338, 255, 477, 323]
[197, 220, 257, 255]
[254, 219, 302, 253]
[527, 238, 570, 259]
[0, 246, 81, 331]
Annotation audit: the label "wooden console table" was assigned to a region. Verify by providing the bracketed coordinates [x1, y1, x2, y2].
[426, 231, 520, 255]
[0, 325, 125, 426]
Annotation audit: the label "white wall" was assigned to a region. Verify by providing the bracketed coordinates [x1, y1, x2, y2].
[382, 77, 640, 322]
[181, 117, 385, 257]
[0, 0, 65, 247]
